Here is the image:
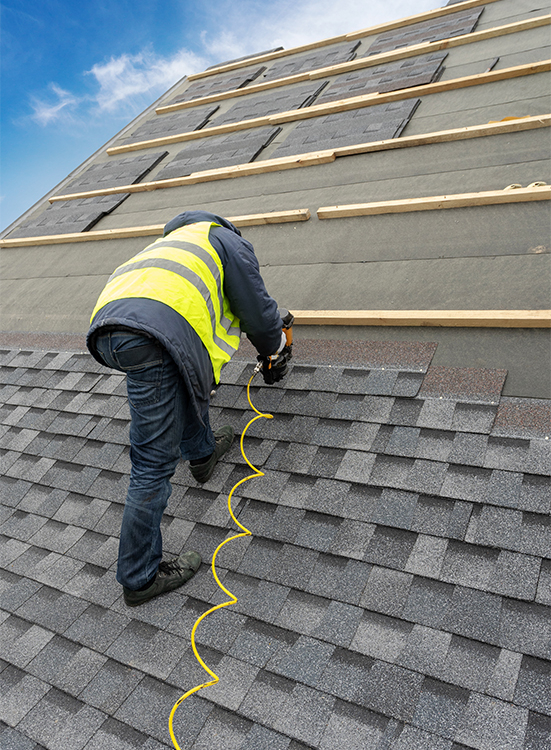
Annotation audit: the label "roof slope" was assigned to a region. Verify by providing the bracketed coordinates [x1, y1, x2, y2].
[0, 1, 550, 748]
[0, 339, 550, 750]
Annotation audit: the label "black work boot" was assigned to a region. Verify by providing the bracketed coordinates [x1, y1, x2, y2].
[189, 425, 234, 483]
[123, 550, 201, 607]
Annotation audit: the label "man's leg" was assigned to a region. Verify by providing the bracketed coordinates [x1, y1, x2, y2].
[94, 331, 205, 595]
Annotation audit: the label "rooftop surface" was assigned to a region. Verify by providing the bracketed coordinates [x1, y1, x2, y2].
[1, 0, 550, 747]
[0, 336, 550, 749]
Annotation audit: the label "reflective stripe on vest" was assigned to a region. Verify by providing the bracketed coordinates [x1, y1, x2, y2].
[90, 222, 241, 381]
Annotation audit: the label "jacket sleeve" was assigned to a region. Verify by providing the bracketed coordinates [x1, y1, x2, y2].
[210, 226, 283, 356]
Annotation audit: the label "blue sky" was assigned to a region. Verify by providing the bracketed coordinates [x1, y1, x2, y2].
[1, 0, 440, 232]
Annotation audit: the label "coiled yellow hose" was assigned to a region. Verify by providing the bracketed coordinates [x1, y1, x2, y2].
[169, 371, 271, 749]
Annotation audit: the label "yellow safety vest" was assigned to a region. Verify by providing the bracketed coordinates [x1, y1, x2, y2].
[90, 221, 241, 381]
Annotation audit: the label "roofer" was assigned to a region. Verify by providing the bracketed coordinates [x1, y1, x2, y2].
[86, 211, 287, 607]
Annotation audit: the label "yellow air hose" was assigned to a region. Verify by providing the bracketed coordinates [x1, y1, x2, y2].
[169, 368, 271, 749]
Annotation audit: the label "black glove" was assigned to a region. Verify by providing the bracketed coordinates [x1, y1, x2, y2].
[257, 350, 290, 384]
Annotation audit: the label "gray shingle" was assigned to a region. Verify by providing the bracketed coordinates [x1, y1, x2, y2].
[239, 670, 296, 726]
[263, 40, 359, 81]
[13, 586, 89, 633]
[272, 100, 419, 157]
[520, 474, 551, 514]
[441, 540, 499, 589]
[351, 610, 412, 662]
[26, 634, 106, 695]
[228, 619, 298, 668]
[405, 534, 448, 578]
[397, 624, 451, 677]
[514, 655, 551, 715]
[335, 450, 377, 483]
[413, 678, 470, 740]
[0, 615, 54, 668]
[317, 647, 374, 704]
[488, 550, 541, 600]
[267, 635, 335, 687]
[329, 519, 376, 560]
[365, 526, 417, 569]
[198, 655, 259, 711]
[0, 724, 47, 750]
[443, 635, 501, 692]
[404, 578, 454, 629]
[106, 619, 187, 680]
[500, 598, 551, 659]
[156, 126, 281, 179]
[311, 600, 363, 648]
[63, 604, 129, 652]
[0, 665, 50, 727]
[319, 699, 388, 750]
[0, 569, 42, 613]
[524, 712, 551, 750]
[28, 519, 86, 553]
[443, 586, 503, 645]
[170, 65, 266, 103]
[117, 679, 209, 745]
[359, 566, 413, 618]
[239, 723, 291, 750]
[360, 661, 425, 722]
[268, 544, 319, 588]
[189, 705, 253, 749]
[455, 692, 529, 750]
[223, 572, 289, 623]
[306, 553, 371, 605]
[536, 558, 551, 605]
[272, 682, 335, 746]
[275, 589, 329, 635]
[440, 464, 492, 501]
[295, 511, 342, 552]
[17, 688, 107, 750]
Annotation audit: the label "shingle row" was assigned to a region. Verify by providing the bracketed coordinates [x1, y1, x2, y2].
[2, 597, 549, 750]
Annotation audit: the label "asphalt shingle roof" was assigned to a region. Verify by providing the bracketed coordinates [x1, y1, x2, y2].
[1, 1, 550, 747]
[0, 340, 549, 749]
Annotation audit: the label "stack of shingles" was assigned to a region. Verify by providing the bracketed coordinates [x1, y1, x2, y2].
[0, 343, 550, 749]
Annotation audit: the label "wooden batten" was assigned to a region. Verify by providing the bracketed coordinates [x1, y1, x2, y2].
[317, 185, 551, 219]
[291, 310, 551, 328]
[0, 210, 311, 248]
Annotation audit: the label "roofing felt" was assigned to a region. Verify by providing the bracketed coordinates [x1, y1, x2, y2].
[0, 339, 550, 750]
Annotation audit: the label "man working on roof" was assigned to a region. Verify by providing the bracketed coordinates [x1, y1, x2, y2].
[87, 211, 287, 607]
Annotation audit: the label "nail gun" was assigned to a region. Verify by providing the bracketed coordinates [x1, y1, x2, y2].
[256, 308, 294, 384]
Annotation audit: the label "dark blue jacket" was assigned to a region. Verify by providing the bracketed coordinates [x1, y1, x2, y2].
[87, 211, 283, 418]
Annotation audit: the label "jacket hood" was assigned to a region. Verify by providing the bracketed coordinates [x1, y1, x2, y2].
[163, 210, 242, 237]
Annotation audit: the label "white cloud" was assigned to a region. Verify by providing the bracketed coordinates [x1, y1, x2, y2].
[26, 0, 440, 126]
[201, 0, 441, 65]
[88, 47, 208, 113]
[30, 83, 79, 126]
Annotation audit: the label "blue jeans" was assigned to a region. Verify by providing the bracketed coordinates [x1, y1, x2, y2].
[94, 330, 215, 590]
